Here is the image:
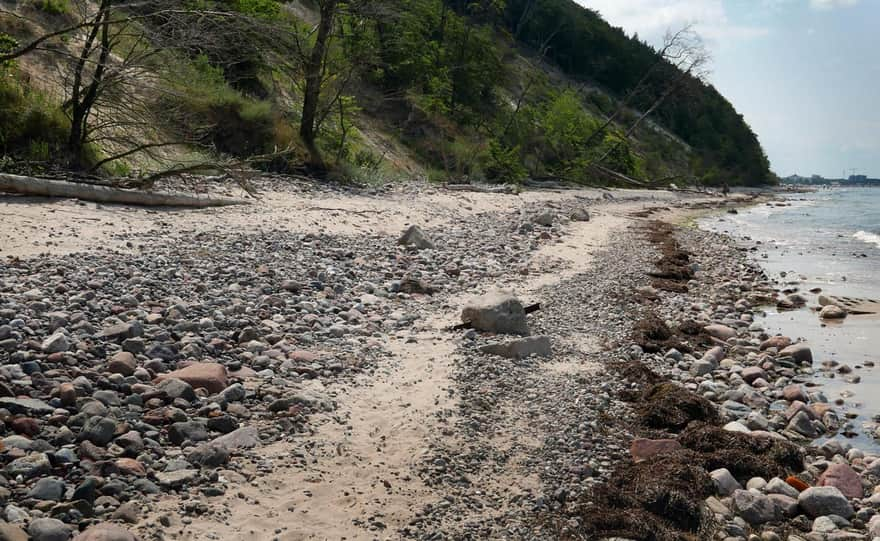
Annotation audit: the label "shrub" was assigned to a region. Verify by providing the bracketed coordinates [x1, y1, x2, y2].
[34, 0, 70, 15]
[230, 0, 281, 19]
[0, 72, 69, 159]
[483, 140, 527, 184]
[0, 34, 17, 68]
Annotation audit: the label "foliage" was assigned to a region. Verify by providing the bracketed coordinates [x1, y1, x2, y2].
[34, 0, 70, 15]
[0, 0, 773, 185]
[229, 0, 281, 18]
[0, 33, 17, 69]
[0, 71, 69, 160]
[483, 140, 526, 183]
[501, 0, 773, 185]
[165, 54, 290, 161]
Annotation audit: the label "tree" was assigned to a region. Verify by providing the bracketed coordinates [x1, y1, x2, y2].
[65, 0, 112, 167]
[591, 25, 709, 171]
[1, 1, 272, 173]
[299, 0, 339, 170]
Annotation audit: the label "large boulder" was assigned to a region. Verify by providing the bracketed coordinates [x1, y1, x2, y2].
[479, 336, 551, 359]
[27, 518, 72, 541]
[397, 225, 435, 250]
[154, 362, 227, 394]
[779, 343, 813, 365]
[0, 398, 54, 416]
[817, 463, 863, 499]
[107, 352, 137, 376]
[710, 468, 742, 497]
[731, 489, 779, 525]
[461, 291, 529, 335]
[760, 335, 792, 351]
[819, 305, 847, 319]
[704, 324, 736, 341]
[798, 486, 854, 518]
[5, 453, 51, 479]
[212, 426, 260, 450]
[41, 332, 70, 353]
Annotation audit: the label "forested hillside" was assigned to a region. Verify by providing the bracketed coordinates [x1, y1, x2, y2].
[0, 0, 775, 186]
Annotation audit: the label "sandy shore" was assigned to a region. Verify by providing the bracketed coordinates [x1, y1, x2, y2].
[1, 181, 801, 541]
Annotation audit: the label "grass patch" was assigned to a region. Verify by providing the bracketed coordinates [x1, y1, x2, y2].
[0, 69, 69, 161]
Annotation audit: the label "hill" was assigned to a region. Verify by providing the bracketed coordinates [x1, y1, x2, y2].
[0, 0, 775, 187]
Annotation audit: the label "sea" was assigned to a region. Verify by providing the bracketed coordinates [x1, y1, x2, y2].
[700, 187, 880, 450]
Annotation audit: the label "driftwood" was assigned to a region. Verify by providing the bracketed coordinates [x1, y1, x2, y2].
[451, 303, 541, 331]
[445, 183, 519, 194]
[0, 173, 250, 208]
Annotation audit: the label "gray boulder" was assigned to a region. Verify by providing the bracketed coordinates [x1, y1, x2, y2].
[5, 453, 51, 480]
[0, 398, 55, 416]
[26, 478, 65, 501]
[461, 291, 529, 335]
[731, 489, 780, 525]
[787, 410, 821, 438]
[27, 518, 72, 541]
[78, 416, 117, 446]
[186, 442, 230, 467]
[570, 208, 591, 222]
[710, 468, 741, 496]
[41, 332, 69, 353]
[779, 343, 813, 365]
[157, 378, 196, 402]
[798, 486, 854, 519]
[168, 421, 209, 446]
[398, 225, 435, 250]
[212, 426, 260, 450]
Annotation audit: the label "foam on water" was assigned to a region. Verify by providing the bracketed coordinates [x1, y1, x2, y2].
[854, 230, 880, 248]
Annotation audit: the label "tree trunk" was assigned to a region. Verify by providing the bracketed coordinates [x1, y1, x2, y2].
[299, 0, 338, 170]
[66, 0, 112, 169]
[0, 174, 250, 208]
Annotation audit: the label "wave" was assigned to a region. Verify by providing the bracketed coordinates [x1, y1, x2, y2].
[853, 230, 880, 248]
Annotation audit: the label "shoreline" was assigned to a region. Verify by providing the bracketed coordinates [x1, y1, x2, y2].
[0, 180, 862, 540]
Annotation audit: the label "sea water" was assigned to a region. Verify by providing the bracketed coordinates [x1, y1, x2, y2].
[701, 187, 880, 449]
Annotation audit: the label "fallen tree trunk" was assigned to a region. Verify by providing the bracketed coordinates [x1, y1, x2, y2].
[0, 173, 250, 208]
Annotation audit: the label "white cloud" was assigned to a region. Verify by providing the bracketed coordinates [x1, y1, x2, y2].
[579, 0, 768, 48]
[810, 0, 859, 10]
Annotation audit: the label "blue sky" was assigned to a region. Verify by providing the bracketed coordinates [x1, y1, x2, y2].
[577, 0, 880, 178]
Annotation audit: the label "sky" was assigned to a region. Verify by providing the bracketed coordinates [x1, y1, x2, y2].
[576, 0, 880, 178]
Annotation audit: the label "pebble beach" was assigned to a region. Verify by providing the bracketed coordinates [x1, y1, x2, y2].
[1, 179, 878, 541]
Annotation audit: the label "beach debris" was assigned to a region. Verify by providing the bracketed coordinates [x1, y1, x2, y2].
[636, 382, 719, 430]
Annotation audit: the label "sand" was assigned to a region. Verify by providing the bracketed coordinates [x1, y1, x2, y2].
[0, 182, 737, 540]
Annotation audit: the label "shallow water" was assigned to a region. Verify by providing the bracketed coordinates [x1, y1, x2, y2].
[700, 188, 880, 449]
